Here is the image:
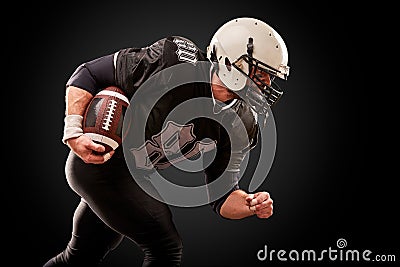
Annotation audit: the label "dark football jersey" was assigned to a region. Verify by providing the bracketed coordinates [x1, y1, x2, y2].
[114, 36, 258, 176]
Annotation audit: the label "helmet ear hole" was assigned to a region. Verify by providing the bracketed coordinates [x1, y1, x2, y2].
[224, 57, 232, 71]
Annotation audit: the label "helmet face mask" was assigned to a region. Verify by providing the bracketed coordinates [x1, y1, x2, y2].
[233, 54, 283, 108]
[233, 72, 282, 116]
[207, 17, 290, 114]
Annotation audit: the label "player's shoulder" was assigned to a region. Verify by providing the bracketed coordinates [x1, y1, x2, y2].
[160, 35, 207, 66]
[164, 35, 201, 51]
[117, 35, 207, 68]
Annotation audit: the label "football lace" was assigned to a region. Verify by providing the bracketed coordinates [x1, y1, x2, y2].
[102, 100, 117, 131]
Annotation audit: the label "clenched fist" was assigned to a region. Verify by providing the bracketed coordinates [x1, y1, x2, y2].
[246, 192, 273, 219]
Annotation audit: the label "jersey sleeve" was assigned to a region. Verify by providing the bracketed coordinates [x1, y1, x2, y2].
[205, 100, 259, 216]
[66, 54, 116, 95]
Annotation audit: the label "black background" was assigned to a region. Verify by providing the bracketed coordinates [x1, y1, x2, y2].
[7, 1, 397, 266]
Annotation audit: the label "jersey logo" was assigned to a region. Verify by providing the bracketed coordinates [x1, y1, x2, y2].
[173, 38, 198, 65]
[130, 121, 216, 170]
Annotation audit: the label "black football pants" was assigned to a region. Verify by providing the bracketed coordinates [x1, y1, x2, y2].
[43, 151, 183, 267]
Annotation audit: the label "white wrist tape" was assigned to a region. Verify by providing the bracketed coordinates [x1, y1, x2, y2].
[62, 115, 84, 144]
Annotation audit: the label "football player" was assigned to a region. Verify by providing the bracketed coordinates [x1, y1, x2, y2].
[44, 17, 289, 267]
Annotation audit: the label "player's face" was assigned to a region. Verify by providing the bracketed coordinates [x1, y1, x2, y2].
[240, 67, 280, 115]
[248, 68, 273, 89]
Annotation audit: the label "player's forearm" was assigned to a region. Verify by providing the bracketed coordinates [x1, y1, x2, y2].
[65, 86, 93, 115]
[219, 190, 254, 219]
[62, 86, 94, 145]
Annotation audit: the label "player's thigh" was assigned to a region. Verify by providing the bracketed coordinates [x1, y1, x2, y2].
[88, 172, 177, 243]
[66, 152, 179, 245]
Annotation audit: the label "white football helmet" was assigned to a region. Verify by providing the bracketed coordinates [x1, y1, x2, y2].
[207, 17, 290, 113]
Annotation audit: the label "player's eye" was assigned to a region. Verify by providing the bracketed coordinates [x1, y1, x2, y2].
[254, 73, 271, 86]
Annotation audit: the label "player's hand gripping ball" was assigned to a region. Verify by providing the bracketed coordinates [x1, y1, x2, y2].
[83, 86, 129, 154]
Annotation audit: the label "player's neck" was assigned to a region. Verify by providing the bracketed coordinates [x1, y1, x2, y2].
[211, 73, 238, 102]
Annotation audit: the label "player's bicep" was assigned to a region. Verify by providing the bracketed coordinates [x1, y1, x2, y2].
[66, 54, 115, 95]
